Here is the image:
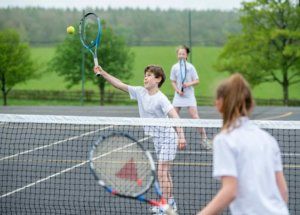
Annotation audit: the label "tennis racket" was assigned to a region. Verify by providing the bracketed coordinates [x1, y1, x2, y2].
[79, 12, 102, 76]
[89, 132, 177, 215]
[179, 58, 187, 93]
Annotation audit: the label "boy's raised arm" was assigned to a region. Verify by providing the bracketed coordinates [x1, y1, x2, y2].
[94, 66, 129, 93]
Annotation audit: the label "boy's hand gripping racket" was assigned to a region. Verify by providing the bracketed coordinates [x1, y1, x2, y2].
[179, 58, 187, 93]
[89, 132, 178, 215]
[79, 12, 102, 76]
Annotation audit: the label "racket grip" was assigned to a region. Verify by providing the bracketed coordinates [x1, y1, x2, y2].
[181, 86, 184, 92]
[94, 57, 101, 77]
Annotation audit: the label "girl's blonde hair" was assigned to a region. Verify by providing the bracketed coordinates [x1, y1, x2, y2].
[216, 73, 254, 131]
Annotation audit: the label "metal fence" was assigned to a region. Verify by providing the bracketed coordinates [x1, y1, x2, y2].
[3, 89, 300, 106]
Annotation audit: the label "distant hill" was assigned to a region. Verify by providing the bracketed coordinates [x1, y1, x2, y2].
[0, 7, 241, 46]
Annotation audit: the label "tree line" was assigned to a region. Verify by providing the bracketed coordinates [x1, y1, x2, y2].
[0, 7, 241, 46]
[0, 1, 299, 106]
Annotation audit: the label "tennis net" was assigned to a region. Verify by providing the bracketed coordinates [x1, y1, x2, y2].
[0, 114, 299, 215]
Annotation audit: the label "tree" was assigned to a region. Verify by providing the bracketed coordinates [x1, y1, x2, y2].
[50, 20, 134, 105]
[0, 8, 241, 47]
[0, 29, 36, 106]
[215, 0, 300, 105]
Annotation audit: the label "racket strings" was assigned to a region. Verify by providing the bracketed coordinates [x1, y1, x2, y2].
[92, 135, 153, 196]
[80, 14, 100, 48]
[180, 59, 187, 81]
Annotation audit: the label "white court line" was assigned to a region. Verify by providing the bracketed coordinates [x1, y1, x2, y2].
[0, 160, 87, 198]
[0, 136, 150, 199]
[0, 125, 113, 162]
[91, 137, 149, 161]
[258, 112, 293, 120]
[175, 151, 300, 157]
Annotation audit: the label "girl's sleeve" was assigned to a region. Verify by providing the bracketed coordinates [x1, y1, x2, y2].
[213, 135, 238, 180]
[170, 65, 177, 81]
[272, 136, 283, 172]
[190, 64, 199, 80]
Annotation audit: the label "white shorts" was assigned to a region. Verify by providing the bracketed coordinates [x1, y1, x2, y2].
[153, 137, 177, 161]
[144, 126, 178, 161]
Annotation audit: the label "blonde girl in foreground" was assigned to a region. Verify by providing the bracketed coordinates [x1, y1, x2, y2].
[198, 73, 289, 215]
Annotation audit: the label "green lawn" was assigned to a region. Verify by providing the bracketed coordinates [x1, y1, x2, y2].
[15, 46, 300, 100]
[128, 46, 226, 97]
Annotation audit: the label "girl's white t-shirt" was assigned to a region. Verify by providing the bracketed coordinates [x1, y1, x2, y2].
[213, 117, 289, 215]
[170, 61, 199, 107]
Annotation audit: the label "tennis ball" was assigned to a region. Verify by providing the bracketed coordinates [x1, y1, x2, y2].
[67, 26, 75, 34]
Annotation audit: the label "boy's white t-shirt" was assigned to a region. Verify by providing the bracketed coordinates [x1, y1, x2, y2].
[128, 86, 178, 161]
[213, 117, 289, 215]
[128, 86, 173, 119]
[170, 61, 199, 107]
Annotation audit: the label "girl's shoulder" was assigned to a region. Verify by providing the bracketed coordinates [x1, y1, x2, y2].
[185, 62, 197, 71]
[213, 132, 228, 145]
[185, 61, 194, 66]
[171, 62, 179, 69]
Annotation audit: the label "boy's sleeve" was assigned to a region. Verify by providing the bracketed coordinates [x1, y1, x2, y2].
[127, 86, 139, 100]
[213, 135, 238, 180]
[160, 95, 174, 115]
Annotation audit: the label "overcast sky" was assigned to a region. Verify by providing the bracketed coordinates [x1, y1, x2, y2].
[0, 0, 249, 11]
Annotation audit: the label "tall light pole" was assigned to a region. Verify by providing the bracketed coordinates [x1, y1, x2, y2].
[188, 10, 192, 63]
[80, 9, 85, 106]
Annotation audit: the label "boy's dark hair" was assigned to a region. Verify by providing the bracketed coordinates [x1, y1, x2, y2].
[144, 65, 166, 88]
[177, 45, 190, 54]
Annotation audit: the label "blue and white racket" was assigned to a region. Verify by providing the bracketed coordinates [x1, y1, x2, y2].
[89, 132, 177, 215]
[179, 58, 187, 93]
[79, 12, 102, 76]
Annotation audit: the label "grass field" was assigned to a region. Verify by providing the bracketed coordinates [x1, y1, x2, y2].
[15, 46, 300, 101]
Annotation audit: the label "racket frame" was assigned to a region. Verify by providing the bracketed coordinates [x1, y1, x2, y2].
[88, 132, 177, 215]
[179, 58, 187, 92]
[79, 12, 102, 76]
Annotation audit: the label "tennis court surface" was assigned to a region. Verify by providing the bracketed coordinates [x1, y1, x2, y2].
[1, 114, 299, 214]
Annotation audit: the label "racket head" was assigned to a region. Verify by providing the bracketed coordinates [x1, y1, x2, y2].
[79, 12, 102, 50]
[89, 132, 156, 198]
[179, 58, 187, 91]
[179, 58, 187, 80]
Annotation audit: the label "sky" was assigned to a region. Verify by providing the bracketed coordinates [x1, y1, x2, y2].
[0, 0, 249, 11]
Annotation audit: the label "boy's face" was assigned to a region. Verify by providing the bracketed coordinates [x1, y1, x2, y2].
[144, 71, 161, 89]
[177, 48, 188, 60]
